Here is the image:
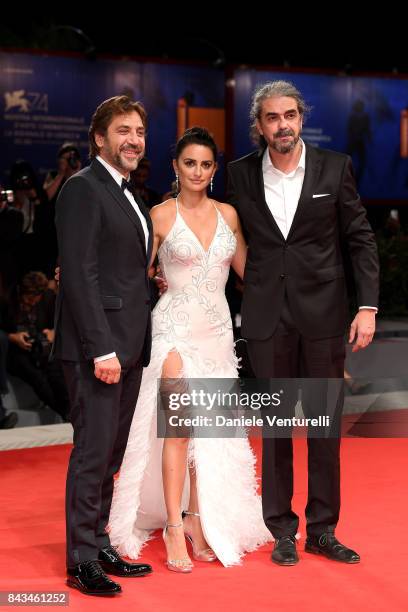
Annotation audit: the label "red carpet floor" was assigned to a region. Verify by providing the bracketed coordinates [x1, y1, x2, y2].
[1, 438, 407, 611]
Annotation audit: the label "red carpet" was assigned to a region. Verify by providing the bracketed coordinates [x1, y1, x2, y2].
[1, 438, 407, 611]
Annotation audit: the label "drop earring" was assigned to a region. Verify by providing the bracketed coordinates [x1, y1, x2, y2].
[210, 176, 213, 193]
[175, 174, 179, 192]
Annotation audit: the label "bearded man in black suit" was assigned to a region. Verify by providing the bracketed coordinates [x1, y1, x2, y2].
[227, 81, 379, 567]
[53, 96, 154, 595]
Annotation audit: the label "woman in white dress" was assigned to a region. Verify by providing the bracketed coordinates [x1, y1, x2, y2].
[108, 127, 271, 571]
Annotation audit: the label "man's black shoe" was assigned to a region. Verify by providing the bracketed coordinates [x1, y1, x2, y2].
[66, 560, 121, 596]
[305, 533, 360, 563]
[271, 535, 299, 566]
[0, 412, 18, 429]
[99, 545, 153, 577]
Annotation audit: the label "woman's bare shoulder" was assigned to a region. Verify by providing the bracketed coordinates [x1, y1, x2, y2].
[150, 198, 176, 220]
[150, 199, 177, 239]
[150, 198, 176, 217]
[214, 201, 239, 228]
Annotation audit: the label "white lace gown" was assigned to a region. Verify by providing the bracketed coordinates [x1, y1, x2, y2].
[107, 201, 272, 566]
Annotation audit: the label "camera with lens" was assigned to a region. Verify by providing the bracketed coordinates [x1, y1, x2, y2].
[15, 174, 34, 191]
[67, 151, 80, 170]
[58, 142, 81, 172]
[0, 189, 14, 207]
[27, 326, 51, 366]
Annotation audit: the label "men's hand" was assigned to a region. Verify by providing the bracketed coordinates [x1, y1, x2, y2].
[9, 331, 32, 351]
[154, 275, 168, 296]
[153, 266, 168, 296]
[94, 356, 121, 384]
[42, 328, 55, 343]
[349, 310, 376, 352]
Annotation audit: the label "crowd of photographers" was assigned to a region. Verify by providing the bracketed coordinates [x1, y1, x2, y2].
[0, 143, 168, 429]
[0, 143, 82, 429]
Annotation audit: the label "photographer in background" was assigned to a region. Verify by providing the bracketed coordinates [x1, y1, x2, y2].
[0, 315, 17, 429]
[130, 156, 160, 208]
[0, 271, 70, 422]
[42, 144, 82, 277]
[9, 160, 50, 278]
[0, 186, 23, 297]
[43, 142, 82, 203]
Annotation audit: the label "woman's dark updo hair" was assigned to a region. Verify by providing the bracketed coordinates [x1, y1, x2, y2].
[175, 127, 217, 161]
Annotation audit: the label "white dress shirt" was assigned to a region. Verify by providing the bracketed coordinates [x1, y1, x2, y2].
[96, 155, 149, 251]
[262, 142, 377, 313]
[262, 139, 306, 240]
[94, 156, 150, 363]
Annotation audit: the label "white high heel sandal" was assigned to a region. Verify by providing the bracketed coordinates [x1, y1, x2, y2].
[162, 522, 194, 573]
[182, 511, 217, 562]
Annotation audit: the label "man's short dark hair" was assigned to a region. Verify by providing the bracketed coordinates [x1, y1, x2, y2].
[20, 271, 48, 296]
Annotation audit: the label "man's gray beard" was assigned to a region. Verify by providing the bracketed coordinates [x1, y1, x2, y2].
[113, 152, 139, 172]
[271, 135, 299, 154]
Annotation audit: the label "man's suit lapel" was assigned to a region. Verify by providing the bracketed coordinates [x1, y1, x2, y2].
[91, 159, 149, 259]
[251, 150, 286, 241]
[286, 144, 322, 240]
[134, 192, 153, 268]
[251, 144, 322, 242]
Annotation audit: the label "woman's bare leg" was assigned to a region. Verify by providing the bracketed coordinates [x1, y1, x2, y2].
[161, 351, 191, 565]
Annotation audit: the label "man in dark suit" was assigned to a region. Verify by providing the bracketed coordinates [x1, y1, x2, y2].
[53, 96, 153, 595]
[227, 81, 379, 566]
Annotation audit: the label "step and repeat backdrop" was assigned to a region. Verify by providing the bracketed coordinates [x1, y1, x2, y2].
[232, 68, 408, 200]
[0, 52, 225, 196]
[1, 52, 408, 200]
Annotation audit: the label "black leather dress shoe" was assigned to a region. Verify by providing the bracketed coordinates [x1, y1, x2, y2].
[271, 535, 299, 566]
[305, 533, 360, 563]
[99, 546, 153, 577]
[0, 411, 18, 429]
[66, 560, 121, 596]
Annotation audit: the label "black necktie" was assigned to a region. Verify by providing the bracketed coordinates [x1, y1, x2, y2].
[121, 177, 134, 193]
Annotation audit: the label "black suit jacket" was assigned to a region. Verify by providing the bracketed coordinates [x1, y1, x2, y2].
[227, 144, 379, 340]
[52, 158, 153, 367]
